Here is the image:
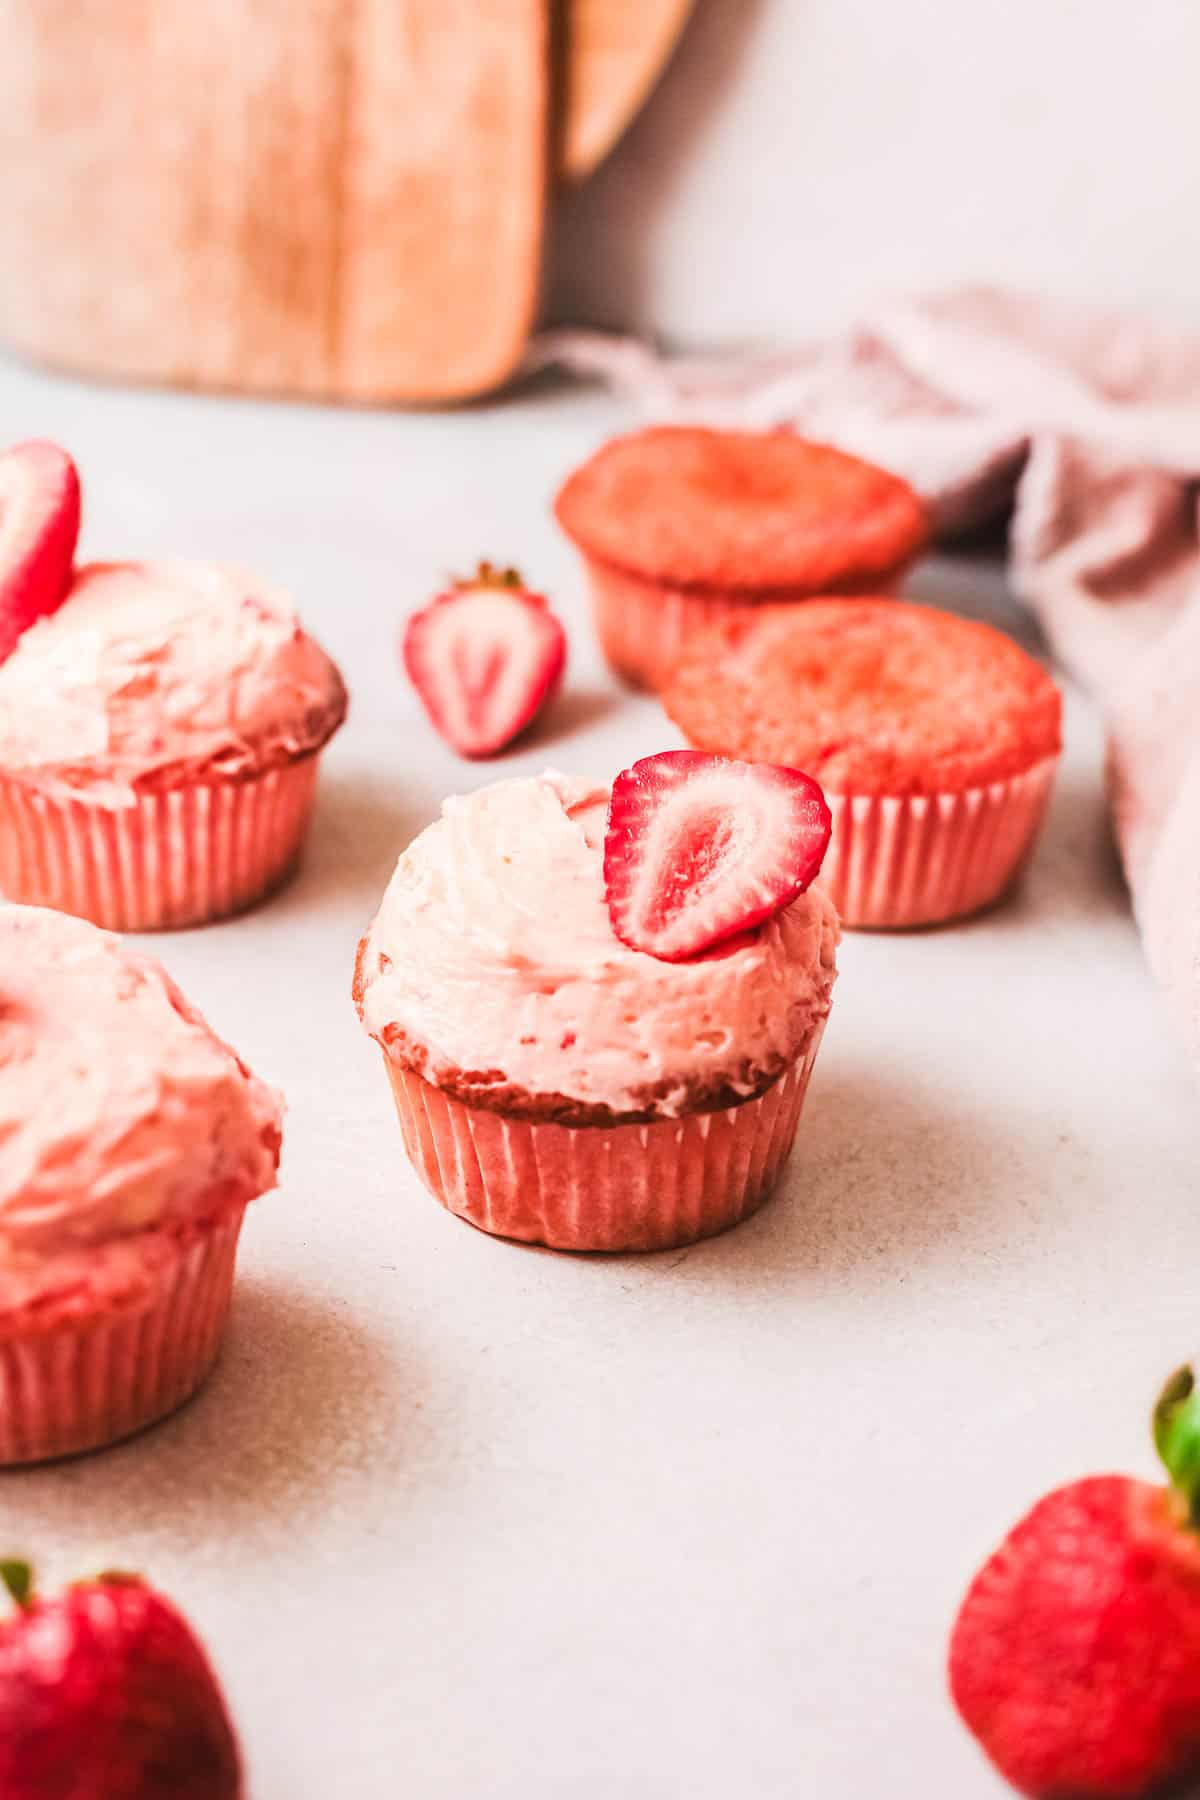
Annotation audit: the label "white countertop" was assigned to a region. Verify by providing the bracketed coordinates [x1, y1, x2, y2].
[1, 354, 1195, 1799]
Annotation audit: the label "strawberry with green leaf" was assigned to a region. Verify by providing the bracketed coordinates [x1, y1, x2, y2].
[951, 1366, 1200, 1797]
[0, 1560, 242, 1798]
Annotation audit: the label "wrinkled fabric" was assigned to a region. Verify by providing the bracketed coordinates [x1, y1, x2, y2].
[531, 291, 1200, 1074]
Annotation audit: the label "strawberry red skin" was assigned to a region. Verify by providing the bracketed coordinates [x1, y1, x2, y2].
[0, 1576, 242, 1799]
[0, 440, 81, 663]
[949, 1476, 1200, 1798]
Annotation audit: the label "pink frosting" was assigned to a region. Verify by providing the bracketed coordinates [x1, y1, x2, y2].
[356, 772, 839, 1118]
[0, 906, 282, 1323]
[0, 560, 346, 799]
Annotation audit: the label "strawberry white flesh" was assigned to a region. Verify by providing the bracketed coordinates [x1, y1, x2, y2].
[403, 583, 567, 758]
[604, 751, 832, 961]
[0, 441, 81, 663]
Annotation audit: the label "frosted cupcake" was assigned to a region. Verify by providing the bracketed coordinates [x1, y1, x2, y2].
[354, 764, 838, 1252]
[0, 905, 282, 1463]
[554, 425, 928, 690]
[0, 560, 347, 929]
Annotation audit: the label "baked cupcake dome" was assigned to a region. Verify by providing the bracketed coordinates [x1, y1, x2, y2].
[554, 425, 928, 691]
[0, 560, 348, 929]
[664, 599, 1063, 928]
[0, 905, 283, 1463]
[354, 771, 839, 1251]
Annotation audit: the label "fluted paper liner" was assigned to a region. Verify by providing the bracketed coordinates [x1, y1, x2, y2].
[0, 1207, 244, 1466]
[586, 560, 907, 692]
[384, 1025, 826, 1253]
[819, 757, 1058, 928]
[0, 756, 320, 930]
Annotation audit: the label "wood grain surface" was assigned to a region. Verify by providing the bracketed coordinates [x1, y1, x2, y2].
[0, 0, 549, 402]
[560, 0, 694, 180]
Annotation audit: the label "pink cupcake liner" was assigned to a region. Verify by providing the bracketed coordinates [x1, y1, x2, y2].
[585, 559, 908, 692]
[0, 755, 319, 930]
[0, 1207, 244, 1466]
[383, 1024, 826, 1253]
[818, 756, 1059, 928]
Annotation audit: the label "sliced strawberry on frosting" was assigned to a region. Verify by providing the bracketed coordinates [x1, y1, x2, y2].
[403, 562, 567, 758]
[604, 751, 832, 961]
[0, 440, 81, 664]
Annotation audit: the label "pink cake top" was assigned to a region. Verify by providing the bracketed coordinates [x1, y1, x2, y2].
[355, 771, 839, 1122]
[0, 560, 347, 799]
[0, 906, 282, 1328]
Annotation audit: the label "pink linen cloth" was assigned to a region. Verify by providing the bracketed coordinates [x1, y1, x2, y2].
[531, 290, 1200, 1075]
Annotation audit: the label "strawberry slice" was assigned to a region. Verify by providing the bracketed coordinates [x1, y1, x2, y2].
[0, 440, 81, 663]
[403, 562, 567, 758]
[604, 751, 832, 961]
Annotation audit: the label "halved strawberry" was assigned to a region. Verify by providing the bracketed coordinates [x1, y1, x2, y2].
[604, 751, 832, 961]
[403, 562, 567, 758]
[0, 441, 81, 663]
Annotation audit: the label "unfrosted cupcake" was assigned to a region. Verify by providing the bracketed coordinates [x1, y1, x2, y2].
[664, 599, 1063, 928]
[354, 766, 838, 1252]
[0, 905, 282, 1463]
[0, 560, 347, 929]
[554, 425, 928, 690]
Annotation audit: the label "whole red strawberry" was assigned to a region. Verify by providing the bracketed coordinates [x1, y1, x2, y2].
[949, 1366, 1200, 1797]
[0, 1560, 242, 1799]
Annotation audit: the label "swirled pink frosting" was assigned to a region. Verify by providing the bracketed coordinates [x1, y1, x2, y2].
[0, 906, 282, 1325]
[0, 560, 347, 800]
[355, 772, 839, 1120]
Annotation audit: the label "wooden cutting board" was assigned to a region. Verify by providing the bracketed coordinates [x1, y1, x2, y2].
[561, 0, 695, 181]
[0, 0, 690, 401]
[0, 0, 548, 403]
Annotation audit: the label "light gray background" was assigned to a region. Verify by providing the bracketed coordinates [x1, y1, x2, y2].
[551, 0, 1200, 342]
[1, 354, 1196, 1797]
